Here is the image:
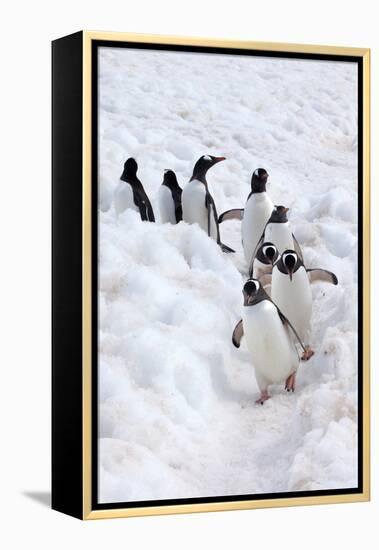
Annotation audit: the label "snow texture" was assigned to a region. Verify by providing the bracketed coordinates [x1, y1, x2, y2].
[98, 46, 358, 503]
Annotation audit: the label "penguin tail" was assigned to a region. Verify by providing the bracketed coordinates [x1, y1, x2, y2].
[220, 242, 236, 254]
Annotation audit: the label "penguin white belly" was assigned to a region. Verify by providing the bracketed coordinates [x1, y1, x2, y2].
[242, 301, 298, 387]
[182, 180, 218, 240]
[158, 186, 176, 224]
[241, 193, 274, 262]
[114, 181, 138, 216]
[264, 222, 294, 253]
[271, 267, 312, 343]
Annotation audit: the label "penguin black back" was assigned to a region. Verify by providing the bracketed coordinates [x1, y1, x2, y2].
[162, 169, 182, 223]
[120, 157, 155, 222]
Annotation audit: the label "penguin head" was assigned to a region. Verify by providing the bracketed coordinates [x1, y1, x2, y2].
[251, 168, 269, 193]
[191, 155, 226, 180]
[269, 205, 289, 223]
[257, 242, 279, 266]
[121, 157, 138, 179]
[281, 250, 298, 281]
[243, 278, 261, 306]
[163, 169, 178, 187]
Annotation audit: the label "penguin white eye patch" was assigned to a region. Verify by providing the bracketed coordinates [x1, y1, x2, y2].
[203, 155, 212, 161]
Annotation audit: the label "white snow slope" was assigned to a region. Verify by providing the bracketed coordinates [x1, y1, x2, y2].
[98, 47, 358, 503]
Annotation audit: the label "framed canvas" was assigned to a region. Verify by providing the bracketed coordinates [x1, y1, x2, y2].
[52, 31, 370, 520]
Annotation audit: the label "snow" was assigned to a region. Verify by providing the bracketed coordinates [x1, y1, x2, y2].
[98, 46, 358, 503]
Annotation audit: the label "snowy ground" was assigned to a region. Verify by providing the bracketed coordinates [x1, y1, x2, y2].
[97, 46, 358, 503]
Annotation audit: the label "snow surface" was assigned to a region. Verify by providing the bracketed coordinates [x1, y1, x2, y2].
[98, 46, 358, 503]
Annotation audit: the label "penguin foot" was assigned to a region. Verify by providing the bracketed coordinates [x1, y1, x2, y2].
[301, 347, 314, 361]
[220, 242, 236, 254]
[285, 373, 296, 392]
[255, 392, 270, 405]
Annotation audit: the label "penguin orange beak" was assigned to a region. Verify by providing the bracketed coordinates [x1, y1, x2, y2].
[213, 156, 226, 163]
[247, 295, 255, 305]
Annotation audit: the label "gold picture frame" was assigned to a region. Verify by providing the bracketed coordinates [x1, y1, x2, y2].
[52, 31, 370, 520]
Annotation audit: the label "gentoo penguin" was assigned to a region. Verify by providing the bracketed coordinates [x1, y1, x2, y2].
[249, 241, 279, 279]
[232, 278, 308, 404]
[158, 169, 182, 224]
[182, 155, 234, 253]
[270, 250, 338, 361]
[114, 157, 155, 222]
[219, 168, 274, 263]
[253, 205, 303, 266]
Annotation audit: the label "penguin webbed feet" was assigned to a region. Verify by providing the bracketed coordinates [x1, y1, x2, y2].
[255, 391, 271, 405]
[301, 347, 315, 361]
[285, 373, 296, 392]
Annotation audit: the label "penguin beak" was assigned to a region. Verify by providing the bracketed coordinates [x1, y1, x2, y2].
[212, 156, 226, 164]
[247, 295, 255, 305]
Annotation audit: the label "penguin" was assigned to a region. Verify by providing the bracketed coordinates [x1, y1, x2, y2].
[182, 155, 234, 253]
[252, 205, 303, 272]
[158, 169, 182, 224]
[218, 168, 274, 263]
[114, 157, 155, 222]
[249, 241, 279, 279]
[270, 249, 338, 361]
[232, 278, 308, 404]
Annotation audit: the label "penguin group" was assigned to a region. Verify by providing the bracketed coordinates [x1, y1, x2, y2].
[220, 168, 338, 404]
[114, 154, 234, 252]
[114, 156, 338, 405]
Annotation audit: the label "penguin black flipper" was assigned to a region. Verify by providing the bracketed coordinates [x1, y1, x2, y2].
[175, 204, 183, 223]
[292, 234, 304, 262]
[306, 268, 338, 285]
[232, 319, 244, 348]
[132, 183, 156, 222]
[218, 208, 244, 224]
[172, 187, 183, 223]
[205, 191, 235, 253]
[248, 233, 265, 277]
[144, 193, 156, 222]
[275, 306, 307, 355]
[220, 243, 236, 254]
